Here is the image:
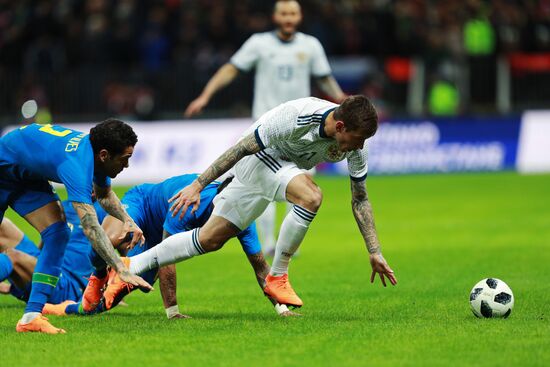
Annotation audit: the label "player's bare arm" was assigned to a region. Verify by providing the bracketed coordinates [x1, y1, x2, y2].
[315, 75, 346, 103]
[169, 133, 261, 218]
[158, 230, 190, 319]
[72, 202, 152, 290]
[185, 63, 240, 117]
[94, 184, 144, 248]
[350, 179, 397, 287]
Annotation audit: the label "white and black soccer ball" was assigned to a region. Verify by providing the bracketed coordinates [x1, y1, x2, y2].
[469, 278, 514, 318]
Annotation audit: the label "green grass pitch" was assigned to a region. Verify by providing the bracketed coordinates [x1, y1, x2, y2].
[1, 172, 549, 366]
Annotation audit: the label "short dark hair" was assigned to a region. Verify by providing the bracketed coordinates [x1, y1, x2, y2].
[333, 95, 378, 137]
[89, 118, 138, 155]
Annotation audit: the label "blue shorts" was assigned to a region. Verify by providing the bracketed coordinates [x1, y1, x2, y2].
[0, 164, 59, 221]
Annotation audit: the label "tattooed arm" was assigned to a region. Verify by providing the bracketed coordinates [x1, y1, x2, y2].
[159, 230, 189, 319]
[350, 179, 397, 286]
[94, 184, 144, 248]
[72, 202, 152, 290]
[350, 179, 381, 254]
[169, 133, 261, 218]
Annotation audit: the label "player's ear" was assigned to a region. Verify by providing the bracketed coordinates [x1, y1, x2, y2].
[97, 149, 109, 162]
[335, 120, 345, 133]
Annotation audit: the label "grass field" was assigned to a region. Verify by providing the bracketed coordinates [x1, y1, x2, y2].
[1, 172, 549, 366]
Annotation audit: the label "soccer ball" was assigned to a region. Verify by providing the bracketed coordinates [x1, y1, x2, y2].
[469, 278, 514, 318]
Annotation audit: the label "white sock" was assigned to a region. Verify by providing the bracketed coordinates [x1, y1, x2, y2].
[257, 202, 277, 251]
[129, 229, 204, 274]
[21, 312, 41, 324]
[270, 205, 316, 276]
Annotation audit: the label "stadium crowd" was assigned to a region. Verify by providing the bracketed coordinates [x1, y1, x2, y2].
[1, 0, 550, 121]
[1, 0, 550, 72]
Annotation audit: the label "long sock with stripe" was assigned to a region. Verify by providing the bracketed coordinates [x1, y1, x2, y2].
[129, 229, 204, 275]
[270, 205, 316, 276]
[23, 221, 70, 319]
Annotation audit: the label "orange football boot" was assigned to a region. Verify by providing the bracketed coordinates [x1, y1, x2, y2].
[42, 300, 76, 316]
[263, 274, 303, 308]
[16, 315, 66, 334]
[81, 274, 108, 312]
[103, 257, 134, 310]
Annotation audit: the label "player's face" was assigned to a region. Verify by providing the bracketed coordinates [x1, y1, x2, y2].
[273, 1, 302, 36]
[334, 127, 371, 153]
[99, 146, 134, 178]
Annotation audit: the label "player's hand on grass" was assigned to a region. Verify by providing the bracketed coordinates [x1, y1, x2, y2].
[0, 282, 11, 294]
[118, 269, 154, 291]
[120, 220, 145, 249]
[169, 181, 202, 219]
[369, 253, 397, 287]
[185, 96, 209, 118]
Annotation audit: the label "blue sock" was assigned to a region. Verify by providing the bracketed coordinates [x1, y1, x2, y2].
[65, 302, 82, 315]
[0, 253, 14, 282]
[24, 221, 70, 314]
[15, 235, 40, 257]
[89, 248, 108, 278]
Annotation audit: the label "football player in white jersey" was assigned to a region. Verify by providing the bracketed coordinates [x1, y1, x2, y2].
[185, 0, 346, 254]
[129, 96, 397, 311]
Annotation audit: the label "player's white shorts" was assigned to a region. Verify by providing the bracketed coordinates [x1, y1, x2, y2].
[212, 152, 304, 230]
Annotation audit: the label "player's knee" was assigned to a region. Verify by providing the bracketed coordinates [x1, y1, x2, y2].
[298, 186, 323, 212]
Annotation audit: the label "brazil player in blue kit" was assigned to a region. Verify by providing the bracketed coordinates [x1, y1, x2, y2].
[0, 119, 151, 334]
[61, 173, 285, 318]
[0, 201, 107, 305]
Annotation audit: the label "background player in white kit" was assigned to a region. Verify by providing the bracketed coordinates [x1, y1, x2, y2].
[185, 0, 346, 254]
[130, 95, 397, 310]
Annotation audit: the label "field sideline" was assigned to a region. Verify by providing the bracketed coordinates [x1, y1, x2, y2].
[1, 172, 549, 366]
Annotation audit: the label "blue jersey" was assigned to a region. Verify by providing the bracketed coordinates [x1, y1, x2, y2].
[61, 200, 107, 287]
[0, 123, 110, 204]
[123, 174, 261, 256]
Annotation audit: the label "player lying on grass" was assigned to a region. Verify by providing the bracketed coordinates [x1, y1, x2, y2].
[0, 201, 106, 310]
[125, 95, 397, 311]
[45, 174, 298, 318]
[0, 119, 151, 334]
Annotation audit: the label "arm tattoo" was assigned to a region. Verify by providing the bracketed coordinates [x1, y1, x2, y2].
[350, 180, 381, 254]
[94, 185, 130, 223]
[159, 230, 178, 308]
[197, 133, 260, 187]
[73, 202, 123, 269]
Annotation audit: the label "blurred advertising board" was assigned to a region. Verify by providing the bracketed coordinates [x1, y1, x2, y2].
[318, 117, 521, 176]
[3, 114, 549, 185]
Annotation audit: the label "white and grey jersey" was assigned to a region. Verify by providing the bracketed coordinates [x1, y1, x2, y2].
[243, 97, 369, 181]
[230, 31, 332, 120]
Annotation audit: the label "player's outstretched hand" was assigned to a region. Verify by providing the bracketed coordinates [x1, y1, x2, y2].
[120, 220, 145, 249]
[119, 269, 154, 291]
[369, 253, 397, 287]
[168, 181, 202, 219]
[185, 96, 209, 118]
